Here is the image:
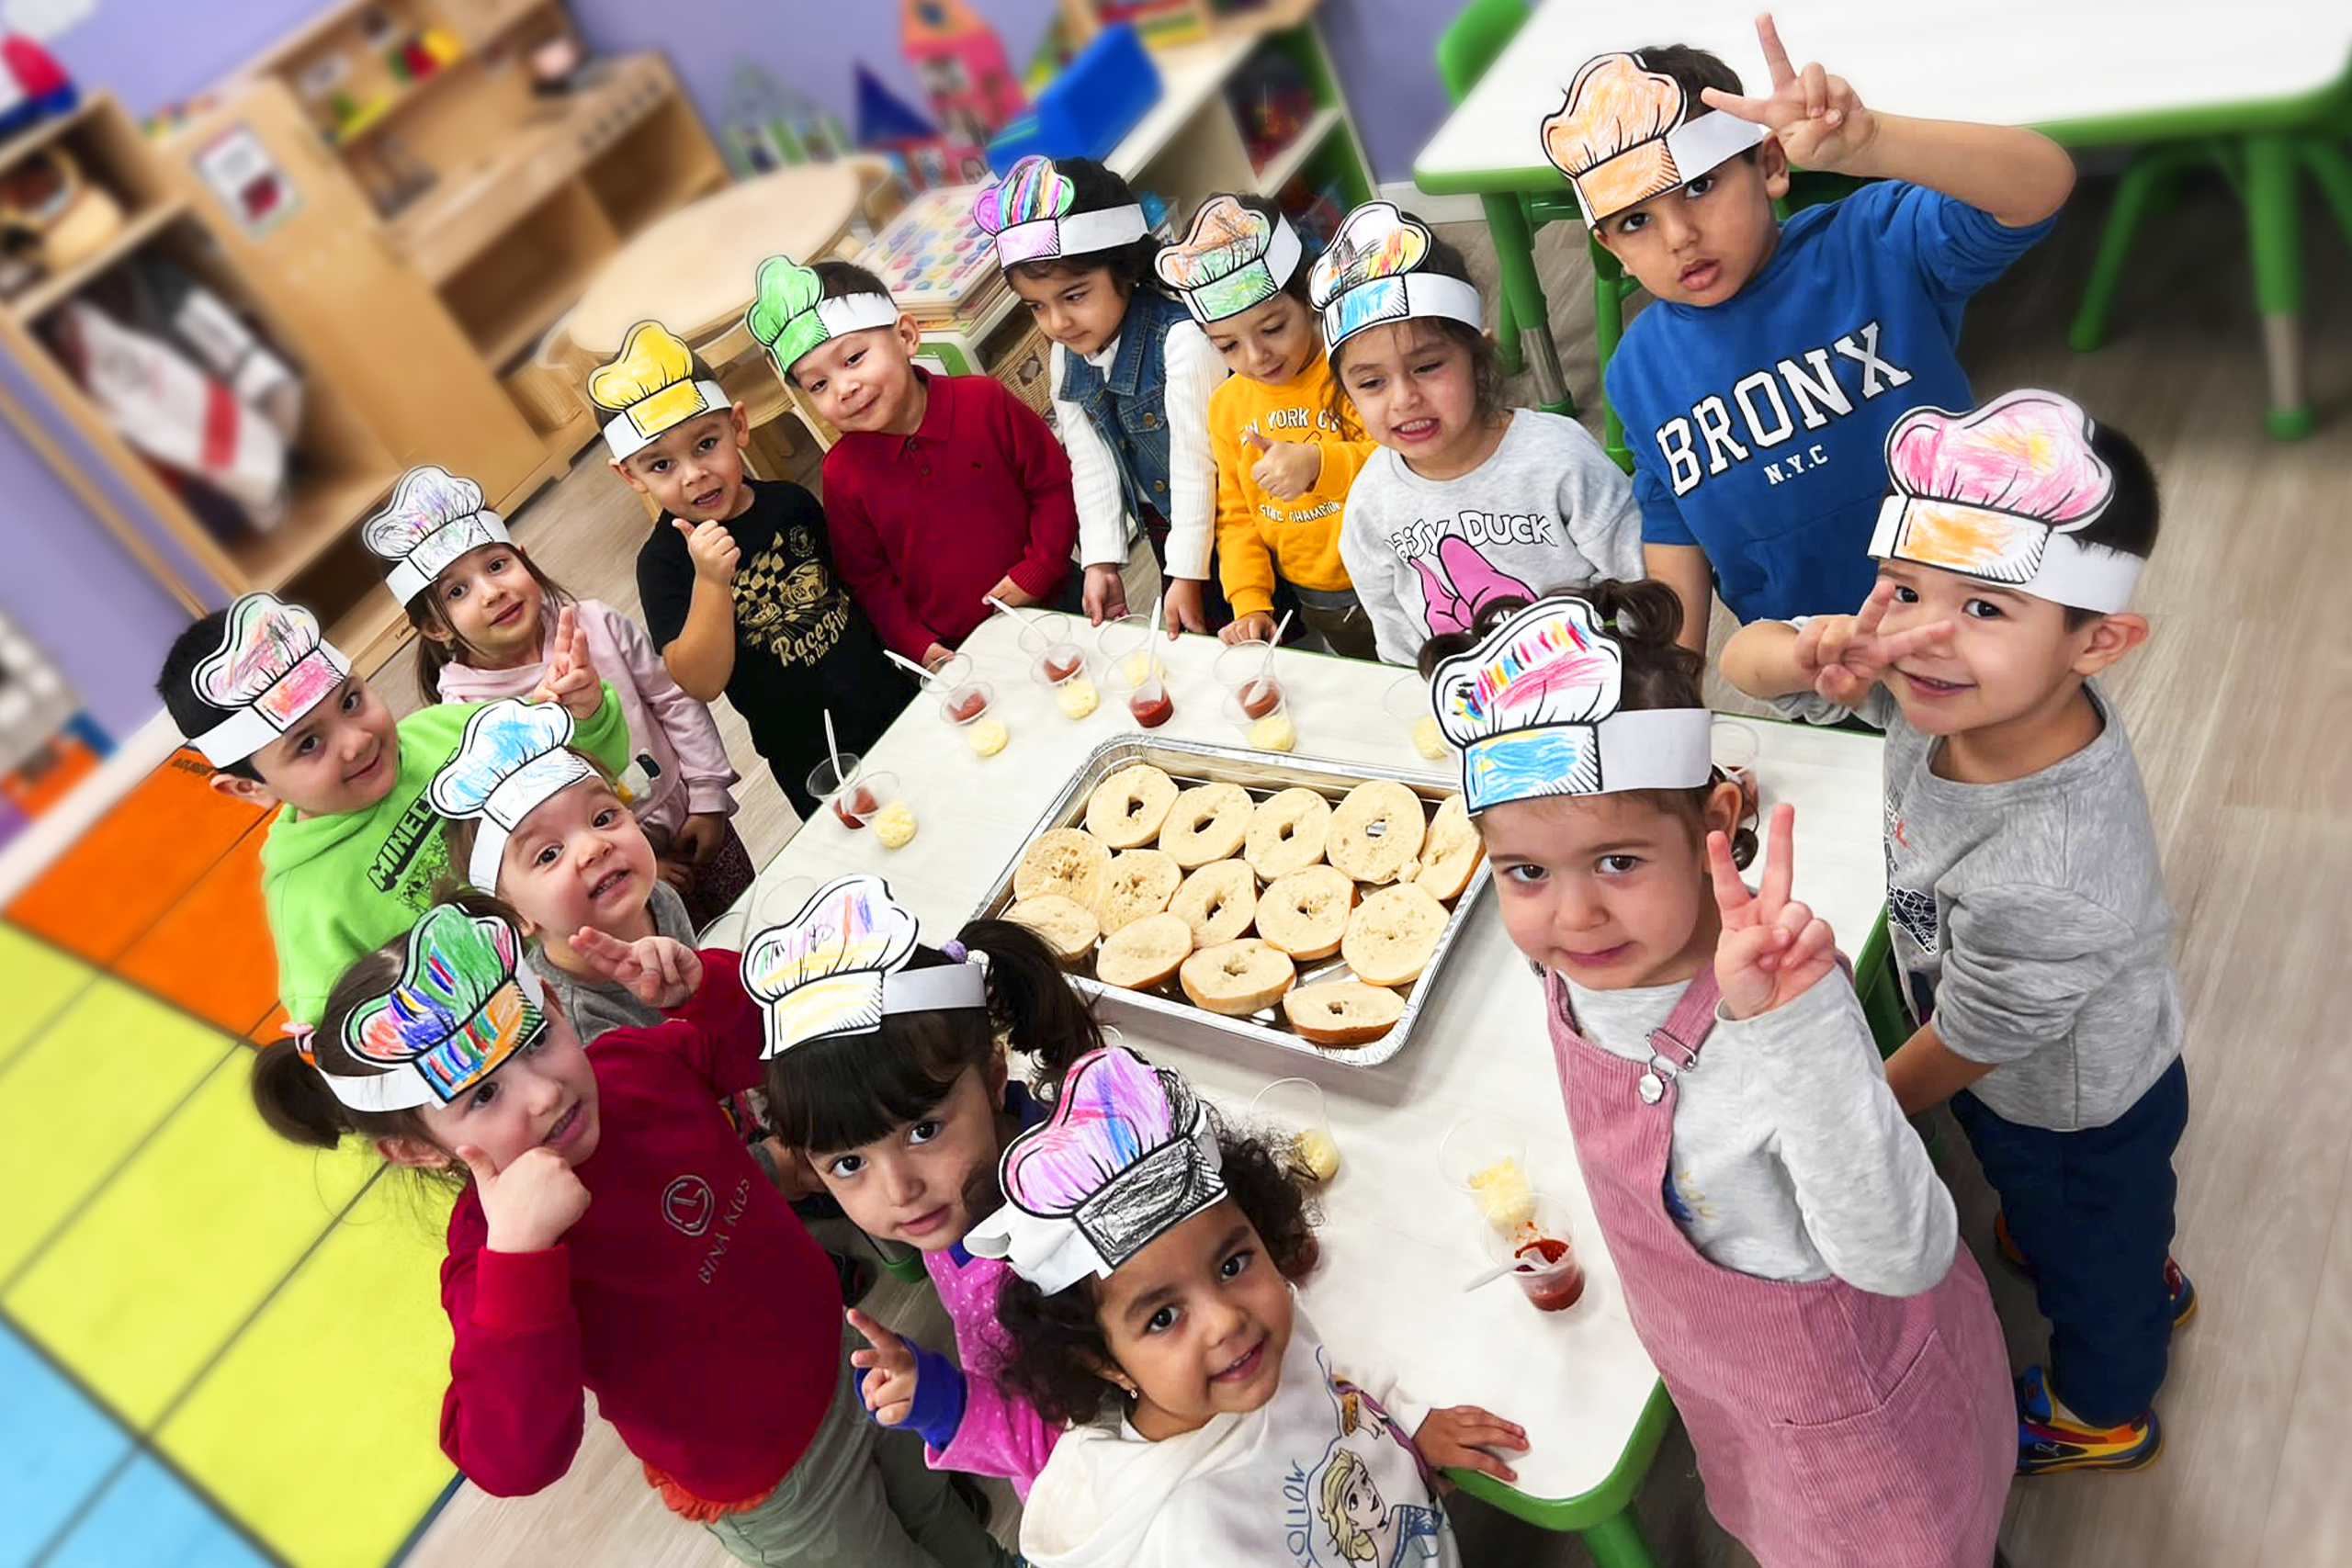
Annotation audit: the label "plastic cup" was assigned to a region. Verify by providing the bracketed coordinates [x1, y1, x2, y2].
[1476, 1193, 1587, 1313]
[1438, 1113, 1534, 1228]
[1097, 614, 1153, 666]
[929, 652, 975, 691]
[1250, 1077, 1338, 1183]
[696, 908, 749, 950]
[1713, 717, 1762, 823]
[1110, 658, 1175, 729]
[750, 873, 818, 931]
[940, 678, 994, 727]
[1381, 675, 1447, 761]
[1212, 637, 1279, 694]
[829, 770, 899, 830]
[805, 751, 862, 818]
[1220, 682, 1293, 752]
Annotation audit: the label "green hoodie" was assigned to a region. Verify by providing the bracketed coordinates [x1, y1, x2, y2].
[261, 685, 631, 1024]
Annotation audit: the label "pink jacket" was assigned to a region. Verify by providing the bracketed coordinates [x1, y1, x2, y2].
[436, 599, 737, 845]
[922, 1246, 1059, 1498]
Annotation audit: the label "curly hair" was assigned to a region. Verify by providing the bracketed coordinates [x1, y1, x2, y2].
[990, 1117, 1318, 1426]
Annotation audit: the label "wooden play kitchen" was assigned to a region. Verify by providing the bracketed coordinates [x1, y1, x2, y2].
[711, 614, 1894, 1566]
[0, 0, 724, 666]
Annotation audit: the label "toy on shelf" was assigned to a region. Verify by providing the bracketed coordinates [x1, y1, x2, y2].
[855, 62, 988, 193]
[901, 0, 1025, 152]
[0, 28, 76, 141]
[984, 22, 1160, 175]
[1227, 50, 1315, 173]
[722, 63, 853, 176]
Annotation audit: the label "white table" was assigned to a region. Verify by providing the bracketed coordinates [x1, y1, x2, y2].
[1414, 0, 2352, 437]
[720, 616, 1885, 1559]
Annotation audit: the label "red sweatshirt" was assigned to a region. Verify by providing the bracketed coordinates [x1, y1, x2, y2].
[821, 369, 1079, 660]
[437, 952, 840, 1506]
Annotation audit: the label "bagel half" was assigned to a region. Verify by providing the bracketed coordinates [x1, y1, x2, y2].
[1341, 883, 1449, 987]
[1094, 912, 1194, 991]
[1014, 828, 1113, 908]
[1283, 980, 1406, 1047]
[1179, 938, 1296, 1017]
[1094, 848, 1182, 934]
[1159, 782, 1253, 868]
[1327, 780, 1427, 884]
[1084, 762, 1180, 849]
[1007, 895, 1099, 964]
[1168, 859, 1257, 948]
[1255, 865, 1356, 962]
[1244, 786, 1331, 880]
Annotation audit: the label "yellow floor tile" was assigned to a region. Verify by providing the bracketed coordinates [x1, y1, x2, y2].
[159, 1176, 458, 1568]
[0, 923, 95, 1066]
[0, 980, 234, 1280]
[5, 1057, 378, 1428]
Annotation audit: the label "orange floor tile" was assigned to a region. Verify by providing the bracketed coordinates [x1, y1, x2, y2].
[116, 829, 279, 1039]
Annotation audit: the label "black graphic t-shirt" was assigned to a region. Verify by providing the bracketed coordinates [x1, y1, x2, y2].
[638, 479, 908, 817]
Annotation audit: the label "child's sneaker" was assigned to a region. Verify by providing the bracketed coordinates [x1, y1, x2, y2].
[2014, 1365, 2163, 1475]
[1991, 1213, 2196, 1328]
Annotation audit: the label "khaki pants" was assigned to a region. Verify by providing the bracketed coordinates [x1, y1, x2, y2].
[705, 1327, 1014, 1568]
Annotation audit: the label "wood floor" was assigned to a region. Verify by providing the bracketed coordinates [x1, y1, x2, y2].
[398, 176, 2350, 1568]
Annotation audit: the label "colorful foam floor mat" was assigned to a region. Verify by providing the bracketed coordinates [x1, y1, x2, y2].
[2, 749, 458, 1568]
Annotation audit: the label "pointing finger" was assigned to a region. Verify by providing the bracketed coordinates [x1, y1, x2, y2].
[1756, 12, 1796, 86]
[1706, 829, 1753, 923]
[1852, 579, 1896, 637]
[1698, 85, 1779, 126]
[1760, 802, 1797, 913]
[1801, 60, 1826, 119]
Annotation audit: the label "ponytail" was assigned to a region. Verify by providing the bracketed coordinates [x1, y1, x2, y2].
[956, 918, 1106, 1101]
[252, 1033, 363, 1148]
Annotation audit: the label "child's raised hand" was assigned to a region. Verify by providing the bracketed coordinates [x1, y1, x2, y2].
[673, 518, 741, 587]
[1710, 802, 1838, 1021]
[1221, 610, 1278, 647]
[1244, 428, 1321, 501]
[1162, 578, 1207, 637]
[845, 1308, 922, 1427]
[459, 1144, 592, 1255]
[571, 927, 703, 1010]
[1082, 563, 1128, 625]
[1411, 1404, 1529, 1484]
[1699, 13, 1878, 174]
[1798, 581, 1951, 707]
[531, 605, 604, 720]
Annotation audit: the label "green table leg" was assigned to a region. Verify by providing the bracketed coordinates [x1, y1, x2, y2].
[2069, 145, 2199, 355]
[2245, 132, 2313, 441]
[1578, 1507, 1662, 1568]
[1478, 190, 1573, 417]
[1494, 276, 1526, 377]
[2299, 137, 2352, 254]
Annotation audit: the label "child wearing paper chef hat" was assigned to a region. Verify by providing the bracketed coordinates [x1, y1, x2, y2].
[1419, 581, 2014, 1562]
[1542, 15, 2075, 651]
[154, 591, 631, 1026]
[365, 463, 753, 929]
[1313, 198, 1644, 666]
[980, 155, 1227, 637]
[973, 1042, 1525, 1568]
[1158, 193, 1382, 660]
[248, 895, 1012, 1567]
[1723, 389, 2192, 1479]
[747, 253, 1082, 670]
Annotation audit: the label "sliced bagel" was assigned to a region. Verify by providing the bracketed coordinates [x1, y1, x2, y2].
[1255, 865, 1356, 962]
[1094, 848, 1182, 934]
[1179, 938, 1296, 1017]
[1244, 786, 1332, 880]
[1093, 912, 1193, 991]
[1168, 859, 1257, 948]
[1327, 780, 1427, 885]
[1283, 980, 1407, 1047]
[1014, 828, 1113, 908]
[1416, 794, 1483, 903]
[1083, 762, 1179, 849]
[1159, 782, 1252, 868]
[1007, 895, 1099, 965]
[1340, 883, 1449, 987]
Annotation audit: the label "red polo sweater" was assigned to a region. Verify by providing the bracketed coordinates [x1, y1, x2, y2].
[437, 952, 840, 1506]
[821, 370, 1079, 660]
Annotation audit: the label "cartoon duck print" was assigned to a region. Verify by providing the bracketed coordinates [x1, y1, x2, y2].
[1412, 536, 1533, 639]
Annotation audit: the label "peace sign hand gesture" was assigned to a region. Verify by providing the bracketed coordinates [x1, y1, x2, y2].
[571, 928, 704, 1010]
[1699, 13, 1878, 173]
[1794, 581, 1952, 708]
[1710, 803, 1838, 1021]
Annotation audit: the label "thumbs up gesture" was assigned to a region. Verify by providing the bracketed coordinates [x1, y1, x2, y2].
[1245, 427, 1322, 502]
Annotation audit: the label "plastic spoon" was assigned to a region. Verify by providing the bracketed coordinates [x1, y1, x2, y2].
[1460, 1258, 1540, 1293]
[986, 594, 1038, 626]
[1248, 608, 1292, 709]
[884, 649, 942, 687]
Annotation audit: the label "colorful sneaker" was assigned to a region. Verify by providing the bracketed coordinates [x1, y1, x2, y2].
[1990, 1214, 2196, 1331]
[2015, 1365, 2163, 1475]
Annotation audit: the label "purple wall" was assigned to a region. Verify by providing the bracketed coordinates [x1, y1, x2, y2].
[1314, 0, 1450, 185]
[2, 0, 332, 739]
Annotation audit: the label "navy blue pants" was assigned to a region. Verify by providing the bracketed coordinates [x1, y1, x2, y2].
[1951, 1057, 2188, 1427]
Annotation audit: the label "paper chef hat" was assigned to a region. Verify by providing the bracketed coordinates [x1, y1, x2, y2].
[189, 592, 354, 768]
[1430, 594, 1714, 814]
[1155, 195, 1304, 325]
[1540, 52, 1768, 227]
[428, 698, 594, 890]
[1306, 200, 1483, 351]
[746, 255, 899, 379]
[1869, 389, 2139, 613]
[965, 1044, 1227, 1295]
[320, 902, 549, 1113]
[741, 874, 989, 1061]
[586, 321, 734, 462]
[974, 156, 1149, 269]
[362, 466, 514, 607]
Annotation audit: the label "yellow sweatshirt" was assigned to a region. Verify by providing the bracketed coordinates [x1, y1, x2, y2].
[1206, 353, 1379, 619]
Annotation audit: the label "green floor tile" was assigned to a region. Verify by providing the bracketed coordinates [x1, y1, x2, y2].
[159, 1176, 457, 1568]
[0, 923, 96, 1068]
[6, 1056, 378, 1428]
[0, 980, 236, 1280]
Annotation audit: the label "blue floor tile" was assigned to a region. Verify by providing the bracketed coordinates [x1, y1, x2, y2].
[0, 1322, 130, 1568]
[42, 1454, 271, 1568]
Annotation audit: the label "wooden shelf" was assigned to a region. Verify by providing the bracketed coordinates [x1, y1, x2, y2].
[478, 254, 603, 366]
[235, 466, 401, 590]
[6, 198, 191, 322]
[1251, 104, 1341, 195]
[0, 93, 105, 171]
[329, 588, 415, 674]
[326, 56, 468, 150]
